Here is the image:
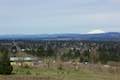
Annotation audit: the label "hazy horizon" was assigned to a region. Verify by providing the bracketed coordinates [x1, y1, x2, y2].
[0, 0, 120, 34]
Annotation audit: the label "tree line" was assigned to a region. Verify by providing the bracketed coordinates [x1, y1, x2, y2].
[22, 40, 120, 64]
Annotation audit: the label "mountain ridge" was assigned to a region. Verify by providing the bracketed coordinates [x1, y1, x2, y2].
[0, 32, 119, 41]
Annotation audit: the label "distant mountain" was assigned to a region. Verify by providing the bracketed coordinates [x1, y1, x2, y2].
[87, 29, 105, 34]
[0, 32, 120, 41]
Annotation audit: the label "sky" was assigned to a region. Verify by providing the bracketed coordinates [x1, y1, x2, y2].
[0, 0, 120, 34]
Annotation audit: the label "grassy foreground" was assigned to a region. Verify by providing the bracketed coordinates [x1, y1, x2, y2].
[0, 64, 120, 80]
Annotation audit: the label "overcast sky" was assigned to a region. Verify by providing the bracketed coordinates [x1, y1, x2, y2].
[0, 0, 120, 34]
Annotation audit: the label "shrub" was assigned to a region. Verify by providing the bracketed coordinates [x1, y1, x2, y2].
[0, 47, 13, 74]
[0, 62, 13, 74]
[26, 70, 31, 75]
[57, 64, 63, 70]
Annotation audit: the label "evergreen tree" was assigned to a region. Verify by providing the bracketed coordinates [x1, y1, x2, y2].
[0, 47, 13, 74]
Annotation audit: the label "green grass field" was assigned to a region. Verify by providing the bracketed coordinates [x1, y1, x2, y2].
[0, 63, 120, 80]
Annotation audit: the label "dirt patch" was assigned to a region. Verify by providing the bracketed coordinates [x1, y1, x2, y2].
[0, 75, 57, 80]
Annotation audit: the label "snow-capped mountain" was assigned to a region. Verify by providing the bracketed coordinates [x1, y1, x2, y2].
[88, 29, 105, 34]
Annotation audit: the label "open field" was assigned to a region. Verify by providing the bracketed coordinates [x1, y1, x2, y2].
[0, 63, 120, 80]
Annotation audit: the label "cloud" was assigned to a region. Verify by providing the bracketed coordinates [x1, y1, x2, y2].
[110, 0, 120, 4]
[89, 12, 120, 22]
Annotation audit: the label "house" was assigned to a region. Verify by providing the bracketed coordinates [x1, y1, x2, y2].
[10, 56, 39, 66]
